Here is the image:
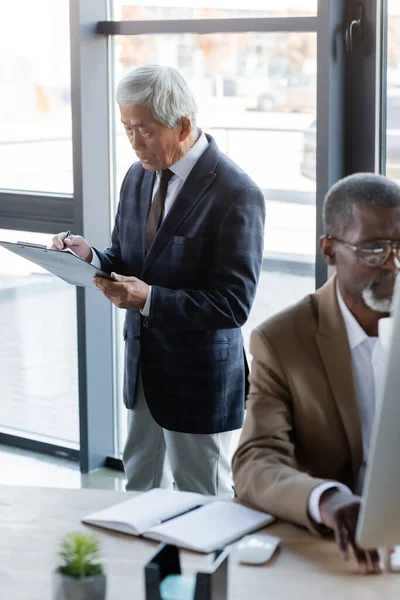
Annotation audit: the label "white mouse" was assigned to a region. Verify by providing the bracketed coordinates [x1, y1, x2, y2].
[237, 533, 280, 565]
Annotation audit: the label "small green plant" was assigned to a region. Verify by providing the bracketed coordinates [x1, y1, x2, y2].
[58, 532, 104, 579]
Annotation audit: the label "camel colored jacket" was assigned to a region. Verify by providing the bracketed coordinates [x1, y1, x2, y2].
[232, 277, 363, 534]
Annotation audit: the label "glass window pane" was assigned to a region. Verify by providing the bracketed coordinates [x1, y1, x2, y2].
[0, 230, 79, 445]
[0, 1, 73, 194]
[112, 31, 316, 455]
[386, 1, 400, 182]
[114, 0, 317, 20]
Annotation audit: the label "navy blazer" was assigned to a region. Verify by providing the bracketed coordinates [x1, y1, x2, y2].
[95, 134, 265, 434]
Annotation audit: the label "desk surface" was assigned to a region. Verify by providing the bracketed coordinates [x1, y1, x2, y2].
[1, 485, 399, 599]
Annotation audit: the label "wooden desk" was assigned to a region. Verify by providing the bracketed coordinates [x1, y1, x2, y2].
[1, 485, 399, 599]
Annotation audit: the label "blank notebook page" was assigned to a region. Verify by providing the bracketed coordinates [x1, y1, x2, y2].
[83, 488, 211, 535]
[147, 501, 274, 553]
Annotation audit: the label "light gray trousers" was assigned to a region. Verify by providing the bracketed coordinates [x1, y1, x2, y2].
[122, 371, 235, 498]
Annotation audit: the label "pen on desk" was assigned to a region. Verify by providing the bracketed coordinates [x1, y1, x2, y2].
[155, 504, 202, 526]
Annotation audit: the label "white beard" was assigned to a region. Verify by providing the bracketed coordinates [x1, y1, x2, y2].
[362, 286, 393, 313]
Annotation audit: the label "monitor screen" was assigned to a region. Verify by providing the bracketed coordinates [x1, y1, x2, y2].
[356, 276, 400, 549]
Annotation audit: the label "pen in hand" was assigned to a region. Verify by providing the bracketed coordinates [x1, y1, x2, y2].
[61, 230, 73, 250]
[48, 231, 72, 251]
[51, 230, 93, 262]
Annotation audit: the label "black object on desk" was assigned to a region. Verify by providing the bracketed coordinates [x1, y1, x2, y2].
[145, 543, 230, 600]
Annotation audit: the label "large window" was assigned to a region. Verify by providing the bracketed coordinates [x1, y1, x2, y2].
[114, 0, 317, 20]
[0, 1, 386, 470]
[386, 1, 400, 181]
[0, 0, 76, 460]
[0, 0, 72, 193]
[0, 230, 79, 446]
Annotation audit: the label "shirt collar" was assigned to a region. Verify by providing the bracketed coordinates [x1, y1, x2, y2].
[336, 281, 369, 350]
[161, 129, 208, 182]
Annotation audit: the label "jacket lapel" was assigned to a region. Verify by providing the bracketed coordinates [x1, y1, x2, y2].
[142, 135, 219, 276]
[316, 277, 363, 483]
[140, 170, 156, 259]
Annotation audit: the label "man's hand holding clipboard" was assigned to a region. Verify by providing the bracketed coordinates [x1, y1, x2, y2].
[0, 233, 112, 290]
[51, 231, 149, 308]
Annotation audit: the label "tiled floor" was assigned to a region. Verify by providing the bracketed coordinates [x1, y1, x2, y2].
[0, 444, 127, 490]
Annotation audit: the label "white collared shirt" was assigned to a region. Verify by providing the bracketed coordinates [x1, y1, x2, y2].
[308, 283, 387, 523]
[152, 129, 209, 221]
[91, 130, 209, 315]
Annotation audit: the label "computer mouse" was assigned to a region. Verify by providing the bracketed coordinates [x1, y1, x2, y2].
[237, 533, 280, 565]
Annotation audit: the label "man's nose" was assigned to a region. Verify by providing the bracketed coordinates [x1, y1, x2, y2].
[131, 132, 145, 151]
[382, 249, 400, 271]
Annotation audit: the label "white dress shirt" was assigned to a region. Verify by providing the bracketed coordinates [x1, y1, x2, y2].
[91, 130, 209, 316]
[308, 283, 387, 523]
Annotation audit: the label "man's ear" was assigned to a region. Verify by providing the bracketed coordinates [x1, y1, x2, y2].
[320, 235, 337, 266]
[179, 116, 192, 142]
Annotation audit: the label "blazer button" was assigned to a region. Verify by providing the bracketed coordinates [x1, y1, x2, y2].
[133, 335, 140, 343]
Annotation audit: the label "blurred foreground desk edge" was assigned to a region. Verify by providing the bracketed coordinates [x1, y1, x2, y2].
[1, 485, 399, 599]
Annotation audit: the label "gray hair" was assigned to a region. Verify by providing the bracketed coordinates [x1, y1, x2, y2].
[116, 64, 197, 130]
[323, 172, 400, 237]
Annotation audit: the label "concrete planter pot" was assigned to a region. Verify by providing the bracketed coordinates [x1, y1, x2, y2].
[52, 570, 107, 600]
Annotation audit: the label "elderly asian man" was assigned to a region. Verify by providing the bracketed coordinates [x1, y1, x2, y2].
[53, 64, 265, 497]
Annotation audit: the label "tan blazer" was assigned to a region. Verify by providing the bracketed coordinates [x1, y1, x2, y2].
[232, 276, 363, 535]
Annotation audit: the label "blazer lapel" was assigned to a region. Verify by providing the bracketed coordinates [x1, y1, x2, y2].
[140, 170, 156, 259]
[316, 277, 363, 483]
[142, 136, 219, 276]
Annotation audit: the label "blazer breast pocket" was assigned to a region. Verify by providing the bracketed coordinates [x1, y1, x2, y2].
[172, 236, 204, 247]
[170, 236, 205, 267]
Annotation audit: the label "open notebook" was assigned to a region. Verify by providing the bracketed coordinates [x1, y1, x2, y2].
[82, 488, 274, 554]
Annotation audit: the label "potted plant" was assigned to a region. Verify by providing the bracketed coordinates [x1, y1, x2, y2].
[53, 531, 106, 600]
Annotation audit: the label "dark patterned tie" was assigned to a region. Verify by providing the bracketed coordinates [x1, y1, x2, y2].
[145, 168, 174, 252]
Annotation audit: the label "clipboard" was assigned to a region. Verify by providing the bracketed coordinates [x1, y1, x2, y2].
[0, 240, 113, 289]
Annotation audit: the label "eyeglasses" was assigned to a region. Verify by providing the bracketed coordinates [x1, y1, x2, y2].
[327, 236, 400, 267]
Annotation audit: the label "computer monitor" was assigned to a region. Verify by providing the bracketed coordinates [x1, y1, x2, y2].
[356, 277, 400, 549]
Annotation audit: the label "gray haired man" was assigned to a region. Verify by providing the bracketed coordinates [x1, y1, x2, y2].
[53, 64, 265, 496]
